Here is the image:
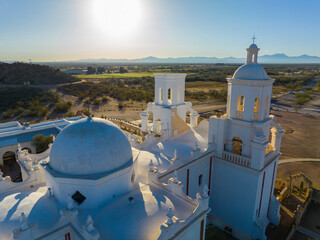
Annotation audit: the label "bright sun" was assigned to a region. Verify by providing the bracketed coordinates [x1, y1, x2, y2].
[91, 0, 144, 40]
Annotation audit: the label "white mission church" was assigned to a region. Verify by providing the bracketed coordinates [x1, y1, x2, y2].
[0, 43, 283, 240]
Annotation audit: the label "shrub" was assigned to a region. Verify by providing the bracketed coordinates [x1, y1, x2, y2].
[80, 109, 91, 116]
[65, 111, 75, 117]
[93, 99, 101, 105]
[32, 134, 53, 153]
[101, 96, 110, 103]
[2, 109, 14, 118]
[118, 102, 125, 109]
[295, 92, 312, 106]
[38, 107, 49, 117]
[54, 101, 72, 113]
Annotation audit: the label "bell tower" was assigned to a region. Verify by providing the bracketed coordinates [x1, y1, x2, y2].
[141, 74, 199, 139]
[208, 41, 283, 239]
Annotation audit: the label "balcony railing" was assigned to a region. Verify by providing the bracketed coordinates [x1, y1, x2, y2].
[222, 151, 251, 167]
[236, 111, 243, 120]
[253, 113, 259, 121]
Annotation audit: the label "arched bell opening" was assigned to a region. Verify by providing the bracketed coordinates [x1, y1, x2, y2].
[1, 151, 22, 182]
[232, 137, 243, 155]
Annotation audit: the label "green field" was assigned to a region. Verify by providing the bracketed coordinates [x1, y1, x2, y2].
[76, 72, 157, 79]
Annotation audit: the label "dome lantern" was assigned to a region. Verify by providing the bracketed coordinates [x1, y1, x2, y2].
[246, 35, 260, 64]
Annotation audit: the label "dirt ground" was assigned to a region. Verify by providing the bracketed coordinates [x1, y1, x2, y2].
[62, 93, 147, 121]
[271, 110, 320, 159]
[185, 81, 226, 92]
[277, 162, 320, 188]
[300, 201, 320, 235]
[57, 81, 228, 122]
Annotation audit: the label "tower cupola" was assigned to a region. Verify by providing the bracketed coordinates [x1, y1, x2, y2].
[246, 36, 259, 64]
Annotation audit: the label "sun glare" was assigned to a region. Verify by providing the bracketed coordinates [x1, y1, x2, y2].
[91, 0, 144, 41]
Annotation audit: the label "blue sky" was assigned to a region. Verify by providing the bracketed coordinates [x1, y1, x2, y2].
[0, 0, 319, 61]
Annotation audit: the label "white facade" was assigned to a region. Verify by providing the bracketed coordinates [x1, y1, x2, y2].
[141, 74, 198, 139]
[0, 117, 209, 240]
[145, 43, 283, 240]
[0, 43, 284, 240]
[207, 43, 283, 239]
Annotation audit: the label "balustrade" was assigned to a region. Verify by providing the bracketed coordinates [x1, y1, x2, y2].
[222, 151, 251, 167]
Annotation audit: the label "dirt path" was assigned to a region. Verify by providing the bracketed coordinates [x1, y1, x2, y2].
[271, 110, 320, 159]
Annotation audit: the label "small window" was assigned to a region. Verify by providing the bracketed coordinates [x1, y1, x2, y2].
[72, 191, 86, 205]
[237, 96, 245, 112]
[65, 233, 71, 240]
[198, 174, 203, 186]
[159, 88, 163, 103]
[254, 97, 260, 113]
[131, 171, 135, 183]
[168, 88, 172, 104]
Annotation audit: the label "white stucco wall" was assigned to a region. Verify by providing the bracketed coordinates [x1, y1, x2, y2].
[44, 165, 135, 209]
[210, 160, 259, 236]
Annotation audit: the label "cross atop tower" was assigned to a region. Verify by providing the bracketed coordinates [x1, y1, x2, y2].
[251, 35, 256, 44]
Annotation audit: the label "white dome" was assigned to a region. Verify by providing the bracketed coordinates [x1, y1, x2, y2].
[249, 43, 258, 49]
[49, 117, 133, 176]
[232, 63, 269, 80]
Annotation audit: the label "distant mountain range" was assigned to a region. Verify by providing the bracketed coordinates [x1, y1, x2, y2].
[71, 54, 320, 64]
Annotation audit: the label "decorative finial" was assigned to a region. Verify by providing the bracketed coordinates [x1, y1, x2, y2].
[149, 159, 155, 172]
[17, 143, 22, 152]
[201, 185, 209, 198]
[67, 194, 74, 210]
[173, 170, 179, 184]
[20, 212, 28, 230]
[48, 187, 53, 197]
[252, 34, 256, 44]
[86, 215, 95, 232]
[173, 149, 177, 160]
[194, 140, 199, 150]
[166, 208, 174, 225]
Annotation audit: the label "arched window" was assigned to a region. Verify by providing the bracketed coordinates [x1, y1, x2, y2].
[264, 96, 269, 118]
[131, 171, 135, 183]
[232, 137, 242, 155]
[237, 96, 245, 119]
[186, 111, 191, 124]
[254, 97, 260, 113]
[2, 151, 22, 182]
[159, 88, 163, 104]
[156, 119, 161, 136]
[168, 88, 172, 104]
[237, 96, 245, 111]
[253, 97, 260, 121]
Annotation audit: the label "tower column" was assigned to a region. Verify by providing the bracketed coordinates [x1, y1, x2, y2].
[141, 112, 148, 133]
[190, 111, 199, 127]
[271, 127, 284, 155]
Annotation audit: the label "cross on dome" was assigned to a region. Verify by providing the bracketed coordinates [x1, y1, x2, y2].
[246, 38, 260, 64]
[252, 34, 256, 44]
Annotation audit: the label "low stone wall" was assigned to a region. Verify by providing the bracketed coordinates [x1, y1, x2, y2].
[0, 142, 36, 165]
[312, 188, 320, 203]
